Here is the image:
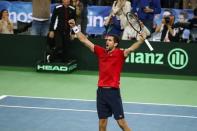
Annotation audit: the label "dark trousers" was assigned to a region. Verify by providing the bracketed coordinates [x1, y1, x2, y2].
[47, 31, 71, 63]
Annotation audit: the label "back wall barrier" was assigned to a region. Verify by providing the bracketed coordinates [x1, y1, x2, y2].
[0, 34, 197, 75]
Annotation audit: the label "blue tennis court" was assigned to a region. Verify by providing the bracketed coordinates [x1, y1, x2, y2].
[0, 95, 197, 131]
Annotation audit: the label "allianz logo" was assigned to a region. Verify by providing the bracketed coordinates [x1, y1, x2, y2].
[125, 52, 164, 64]
[125, 48, 189, 70]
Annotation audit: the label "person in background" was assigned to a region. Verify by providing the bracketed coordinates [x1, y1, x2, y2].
[79, 0, 90, 34]
[155, 10, 175, 42]
[132, 0, 161, 33]
[71, 0, 83, 25]
[188, 7, 197, 42]
[172, 11, 190, 43]
[110, 0, 140, 40]
[47, 0, 76, 63]
[70, 0, 83, 39]
[103, 13, 122, 39]
[0, 9, 14, 34]
[189, 7, 197, 29]
[111, 0, 131, 32]
[111, 0, 150, 40]
[31, 0, 51, 36]
[183, 0, 197, 9]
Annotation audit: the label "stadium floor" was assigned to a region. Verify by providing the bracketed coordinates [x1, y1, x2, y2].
[0, 66, 197, 131]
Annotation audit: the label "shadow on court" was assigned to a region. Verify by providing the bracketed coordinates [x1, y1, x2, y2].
[0, 95, 197, 131]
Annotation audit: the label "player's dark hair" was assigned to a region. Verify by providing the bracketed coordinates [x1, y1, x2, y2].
[108, 34, 120, 47]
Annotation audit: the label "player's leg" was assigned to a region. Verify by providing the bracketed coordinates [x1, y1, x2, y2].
[117, 118, 131, 131]
[108, 88, 131, 131]
[99, 118, 108, 131]
[97, 88, 112, 131]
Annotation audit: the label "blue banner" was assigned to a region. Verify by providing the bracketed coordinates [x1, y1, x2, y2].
[86, 6, 111, 35]
[0, 1, 194, 35]
[0, 1, 32, 23]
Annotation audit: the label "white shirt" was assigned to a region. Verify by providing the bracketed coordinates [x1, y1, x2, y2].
[0, 20, 14, 34]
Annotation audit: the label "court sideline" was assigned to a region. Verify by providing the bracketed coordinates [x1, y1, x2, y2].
[0, 95, 197, 131]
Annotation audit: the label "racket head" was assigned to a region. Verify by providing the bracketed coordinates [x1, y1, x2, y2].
[126, 12, 142, 33]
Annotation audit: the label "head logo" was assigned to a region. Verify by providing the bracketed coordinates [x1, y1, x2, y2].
[167, 48, 188, 69]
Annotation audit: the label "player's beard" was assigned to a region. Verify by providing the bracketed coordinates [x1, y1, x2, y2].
[106, 44, 114, 52]
[106, 44, 111, 51]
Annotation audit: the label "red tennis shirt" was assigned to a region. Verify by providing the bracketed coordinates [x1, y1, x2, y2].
[94, 45, 125, 88]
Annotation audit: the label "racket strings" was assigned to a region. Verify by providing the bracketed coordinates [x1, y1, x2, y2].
[127, 13, 142, 33]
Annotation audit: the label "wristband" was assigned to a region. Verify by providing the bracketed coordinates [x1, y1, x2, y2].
[72, 26, 80, 33]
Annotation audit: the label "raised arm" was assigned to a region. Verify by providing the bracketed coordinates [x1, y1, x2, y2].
[124, 32, 147, 57]
[124, 39, 144, 57]
[68, 19, 94, 52]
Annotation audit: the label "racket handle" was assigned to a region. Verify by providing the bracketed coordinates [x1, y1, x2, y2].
[144, 39, 154, 51]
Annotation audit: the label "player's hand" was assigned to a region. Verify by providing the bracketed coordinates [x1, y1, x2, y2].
[68, 19, 76, 28]
[138, 31, 146, 41]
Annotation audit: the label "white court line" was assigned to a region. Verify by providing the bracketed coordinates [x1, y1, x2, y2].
[6, 95, 197, 108]
[0, 104, 197, 119]
[0, 95, 7, 100]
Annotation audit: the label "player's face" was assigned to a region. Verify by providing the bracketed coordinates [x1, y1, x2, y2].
[105, 36, 117, 51]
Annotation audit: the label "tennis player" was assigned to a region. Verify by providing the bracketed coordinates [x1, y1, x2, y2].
[69, 19, 146, 131]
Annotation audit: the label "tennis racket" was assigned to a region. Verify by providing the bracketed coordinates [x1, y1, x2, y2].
[126, 12, 154, 51]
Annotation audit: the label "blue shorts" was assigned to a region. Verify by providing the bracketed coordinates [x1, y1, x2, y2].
[96, 87, 124, 120]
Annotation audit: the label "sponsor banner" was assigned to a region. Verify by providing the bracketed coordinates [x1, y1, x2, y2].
[125, 48, 189, 70]
[36, 60, 77, 73]
[0, 1, 32, 23]
[122, 42, 197, 75]
[0, 1, 57, 23]
[86, 6, 111, 35]
[0, 34, 197, 75]
[0, 1, 194, 35]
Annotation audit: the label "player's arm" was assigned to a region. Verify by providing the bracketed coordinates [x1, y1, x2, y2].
[124, 34, 146, 57]
[68, 19, 94, 52]
[75, 32, 95, 52]
[124, 39, 144, 57]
